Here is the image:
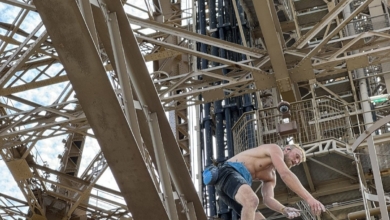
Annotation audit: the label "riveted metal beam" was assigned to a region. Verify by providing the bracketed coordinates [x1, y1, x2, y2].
[33, 0, 169, 219]
[293, 0, 353, 49]
[127, 14, 265, 58]
[253, 0, 296, 102]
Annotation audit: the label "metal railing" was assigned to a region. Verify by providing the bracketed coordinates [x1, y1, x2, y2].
[232, 96, 390, 153]
[296, 200, 316, 220]
[343, 11, 390, 38]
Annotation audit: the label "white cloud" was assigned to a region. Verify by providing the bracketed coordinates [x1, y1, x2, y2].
[0, 160, 24, 200]
[0, 3, 21, 24]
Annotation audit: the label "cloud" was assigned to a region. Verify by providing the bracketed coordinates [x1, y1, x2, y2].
[0, 3, 22, 24]
[0, 160, 25, 203]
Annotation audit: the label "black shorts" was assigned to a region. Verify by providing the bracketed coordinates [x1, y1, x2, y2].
[214, 163, 249, 214]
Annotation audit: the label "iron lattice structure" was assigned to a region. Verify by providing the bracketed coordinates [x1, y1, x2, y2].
[0, 0, 389, 220]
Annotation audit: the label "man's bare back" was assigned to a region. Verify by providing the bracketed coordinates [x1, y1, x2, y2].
[227, 145, 276, 182]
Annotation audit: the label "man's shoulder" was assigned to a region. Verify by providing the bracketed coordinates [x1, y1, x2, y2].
[255, 144, 283, 157]
[257, 144, 282, 151]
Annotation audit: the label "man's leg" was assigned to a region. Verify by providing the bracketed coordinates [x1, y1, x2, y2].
[255, 210, 266, 220]
[234, 184, 259, 220]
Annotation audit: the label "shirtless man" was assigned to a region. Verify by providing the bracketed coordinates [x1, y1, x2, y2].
[214, 144, 326, 220]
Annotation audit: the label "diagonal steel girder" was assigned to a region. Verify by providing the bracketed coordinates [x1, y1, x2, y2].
[33, 0, 168, 219]
[137, 35, 263, 74]
[0, 0, 36, 11]
[65, 151, 108, 219]
[293, 0, 353, 49]
[0, 192, 29, 218]
[33, 0, 206, 219]
[127, 14, 265, 58]
[301, 44, 390, 80]
[91, 0, 206, 218]
[302, 0, 374, 60]
[0, 1, 265, 59]
[253, 0, 296, 102]
[158, 70, 275, 110]
[0, 99, 89, 140]
[30, 163, 130, 218]
[0, 75, 69, 96]
[0, 28, 48, 87]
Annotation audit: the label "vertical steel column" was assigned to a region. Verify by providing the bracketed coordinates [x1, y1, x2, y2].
[231, 0, 255, 148]
[350, 118, 390, 220]
[344, 4, 375, 216]
[218, 0, 234, 159]
[199, 0, 216, 217]
[204, 108, 215, 218]
[78, 0, 98, 47]
[192, 0, 204, 203]
[199, 103, 206, 204]
[194, 104, 203, 200]
[224, 102, 234, 158]
[344, 4, 373, 129]
[366, 136, 389, 220]
[309, 80, 322, 140]
[354, 153, 372, 219]
[209, 0, 230, 218]
[148, 111, 179, 220]
[236, 0, 255, 148]
[215, 98, 230, 219]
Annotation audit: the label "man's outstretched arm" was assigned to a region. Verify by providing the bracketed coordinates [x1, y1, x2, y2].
[261, 180, 284, 212]
[266, 144, 325, 215]
[262, 180, 301, 219]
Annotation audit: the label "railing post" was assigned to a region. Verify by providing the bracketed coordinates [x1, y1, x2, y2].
[309, 80, 321, 140]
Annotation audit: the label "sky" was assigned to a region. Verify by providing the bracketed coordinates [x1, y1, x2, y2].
[0, 1, 159, 218]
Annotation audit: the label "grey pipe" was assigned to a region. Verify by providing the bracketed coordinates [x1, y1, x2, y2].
[348, 205, 390, 219]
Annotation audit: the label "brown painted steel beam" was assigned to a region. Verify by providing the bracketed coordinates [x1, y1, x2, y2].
[127, 14, 265, 58]
[253, 0, 296, 102]
[0, 75, 69, 96]
[96, 1, 206, 218]
[293, 0, 353, 49]
[0, 0, 36, 11]
[33, 0, 169, 219]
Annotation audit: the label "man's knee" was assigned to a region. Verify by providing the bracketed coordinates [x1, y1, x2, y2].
[235, 184, 259, 209]
[243, 195, 259, 209]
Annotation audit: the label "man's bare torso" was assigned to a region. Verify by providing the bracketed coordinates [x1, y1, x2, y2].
[227, 146, 276, 182]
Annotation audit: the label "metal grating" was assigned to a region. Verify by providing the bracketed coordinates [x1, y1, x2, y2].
[296, 200, 316, 220]
[232, 96, 358, 153]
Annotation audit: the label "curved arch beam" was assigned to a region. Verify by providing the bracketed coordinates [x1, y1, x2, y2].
[351, 114, 390, 151]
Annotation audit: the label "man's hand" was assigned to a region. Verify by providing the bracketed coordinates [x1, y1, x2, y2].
[282, 207, 301, 219]
[306, 198, 326, 215]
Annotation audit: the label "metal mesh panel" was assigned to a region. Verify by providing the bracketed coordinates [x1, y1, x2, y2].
[359, 141, 390, 173]
[316, 98, 351, 141]
[349, 14, 390, 34]
[296, 201, 316, 220]
[232, 97, 356, 153]
[233, 112, 259, 155]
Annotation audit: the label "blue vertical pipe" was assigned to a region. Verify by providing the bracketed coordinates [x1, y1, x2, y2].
[218, 0, 234, 159]
[222, 3, 240, 217]
[199, 0, 216, 217]
[208, 0, 222, 163]
[199, 104, 206, 207]
[209, 0, 229, 218]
